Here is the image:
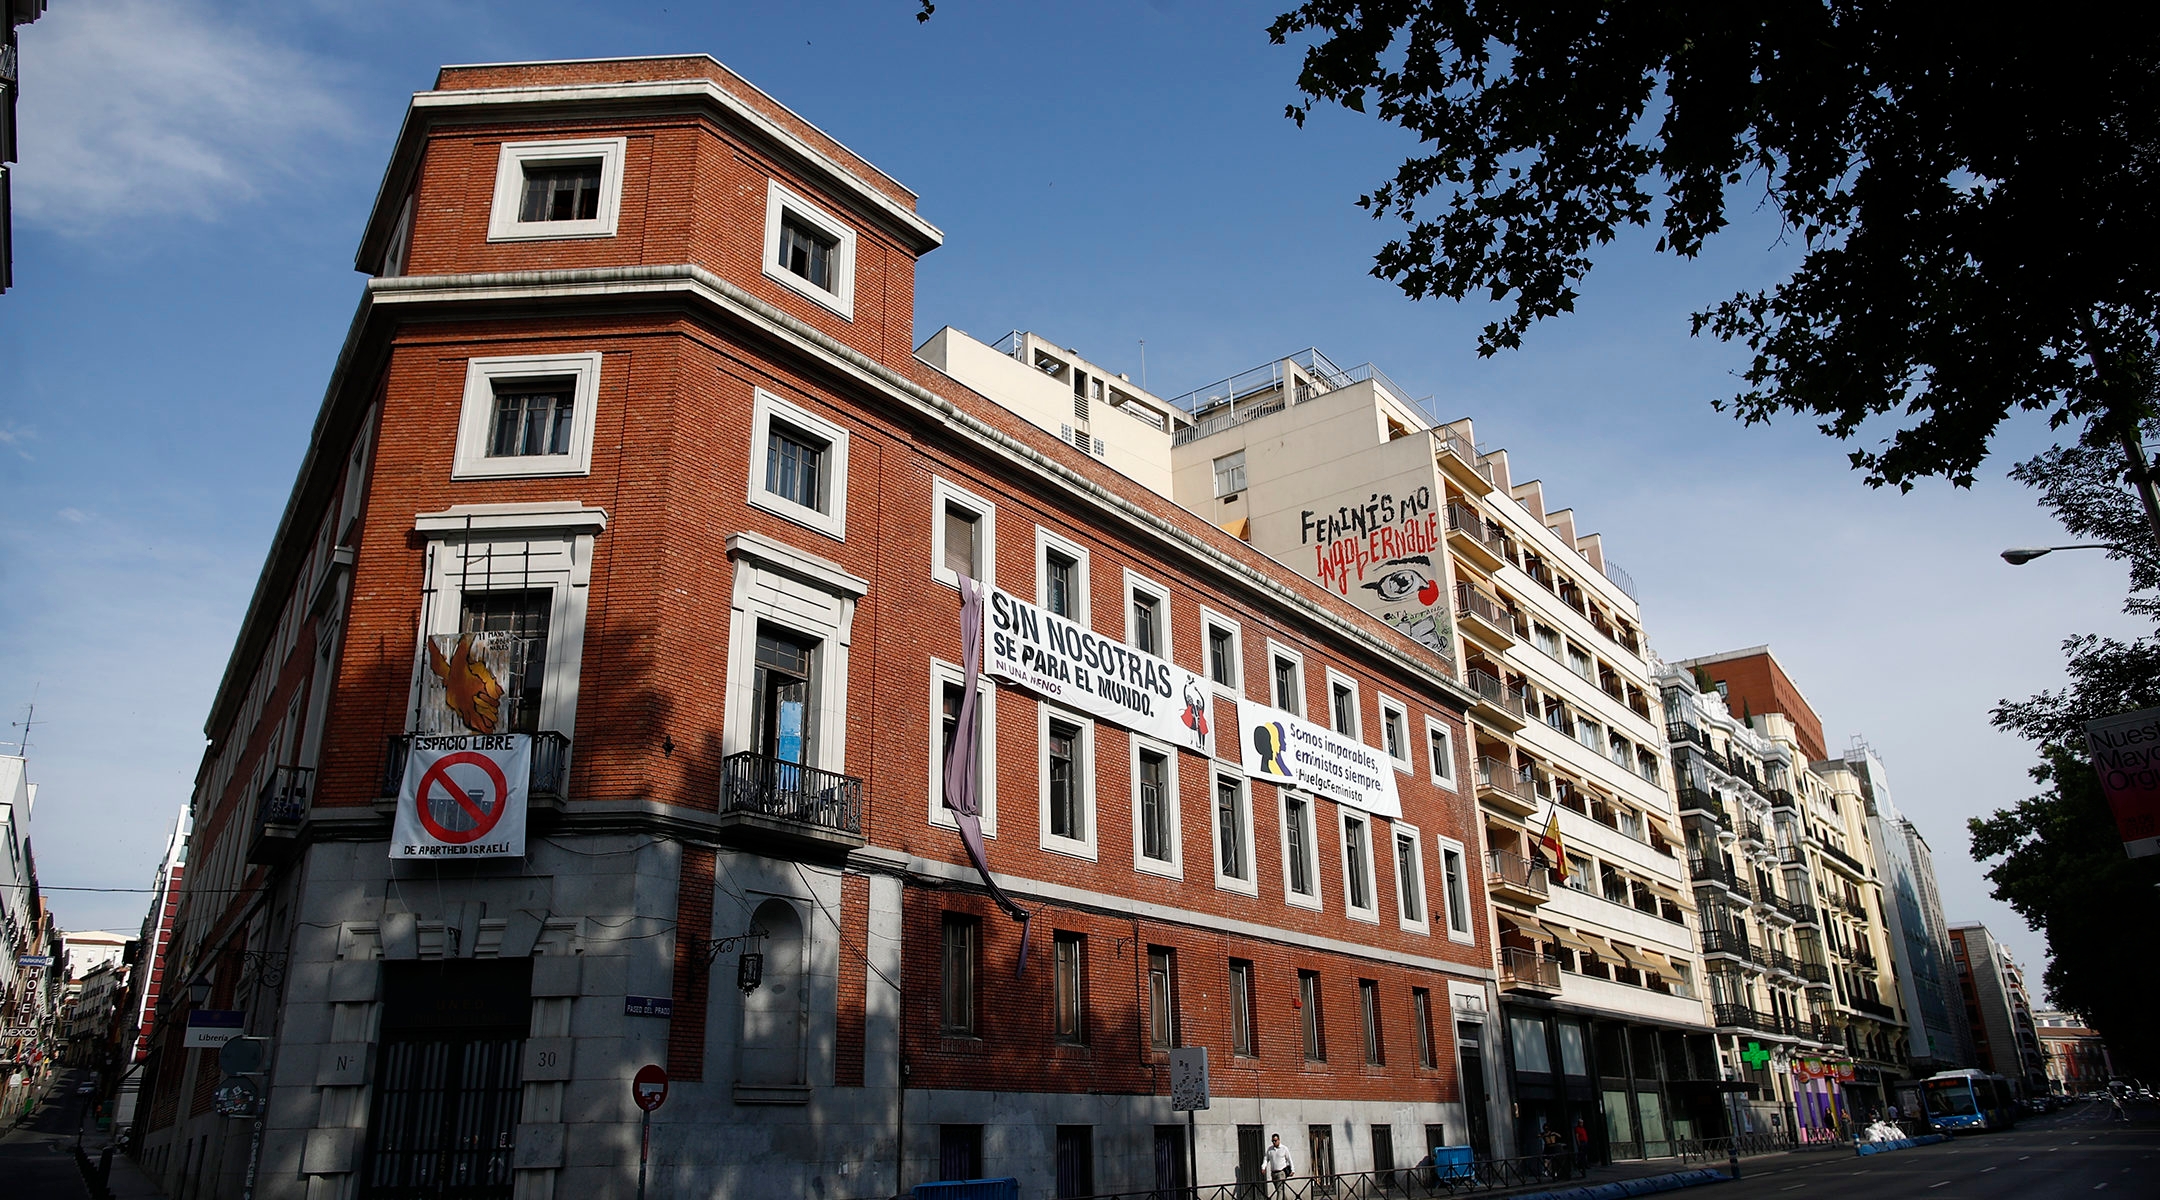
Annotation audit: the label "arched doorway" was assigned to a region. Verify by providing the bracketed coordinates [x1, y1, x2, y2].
[739, 899, 806, 1086]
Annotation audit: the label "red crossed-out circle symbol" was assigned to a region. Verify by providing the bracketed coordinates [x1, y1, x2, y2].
[415, 751, 511, 844]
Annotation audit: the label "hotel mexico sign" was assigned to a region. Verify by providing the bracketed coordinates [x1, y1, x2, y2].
[2084, 706, 2160, 858]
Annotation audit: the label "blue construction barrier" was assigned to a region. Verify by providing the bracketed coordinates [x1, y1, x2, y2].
[1853, 1133, 1949, 1156]
[910, 1178, 1019, 1200]
[1432, 1145, 1477, 1184]
[1506, 1166, 1732, 1200]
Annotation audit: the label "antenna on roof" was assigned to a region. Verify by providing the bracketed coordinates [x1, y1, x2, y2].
[11, 684, 41, 756]
[1139, 340, 1147, 391]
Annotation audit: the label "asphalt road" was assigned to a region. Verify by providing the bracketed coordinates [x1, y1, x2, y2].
[1706, 1098, 2159, 1200]
[0, 1066, 97, 1200]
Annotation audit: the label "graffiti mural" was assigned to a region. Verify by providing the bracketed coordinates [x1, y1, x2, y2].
[1300, 487, 1454, 653]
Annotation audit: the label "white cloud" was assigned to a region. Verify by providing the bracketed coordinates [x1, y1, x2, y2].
[13, 0, 360, 233]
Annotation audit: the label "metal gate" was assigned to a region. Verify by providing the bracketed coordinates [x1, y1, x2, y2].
[362, 1034, 524, 1200]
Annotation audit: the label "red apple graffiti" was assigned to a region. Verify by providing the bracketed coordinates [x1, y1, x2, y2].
[1416, 579, 1441, 606]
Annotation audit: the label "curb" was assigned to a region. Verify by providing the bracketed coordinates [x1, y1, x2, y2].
[1503, 1167, 1733, 1200]
[1853, 1133, 1949, 1156]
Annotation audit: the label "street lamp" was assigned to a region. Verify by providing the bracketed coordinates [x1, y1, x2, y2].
[187, 977, 212, 1007]
[2000, 543, 2121, 565]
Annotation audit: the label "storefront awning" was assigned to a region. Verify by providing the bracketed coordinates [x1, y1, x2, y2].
[1544, 924, 1603, 958]
[1609, 942, 1663, 973]
[1500, 914, 1561, 945]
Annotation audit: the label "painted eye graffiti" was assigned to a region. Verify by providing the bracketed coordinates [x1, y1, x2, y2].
[1361, 555, 1441, 607]
[1365, 568, 1423, 603]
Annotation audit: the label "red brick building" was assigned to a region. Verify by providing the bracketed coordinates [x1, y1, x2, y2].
[135, 56, 1501, 1200]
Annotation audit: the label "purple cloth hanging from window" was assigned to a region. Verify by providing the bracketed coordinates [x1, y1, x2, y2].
[945, 575, 1032, 975]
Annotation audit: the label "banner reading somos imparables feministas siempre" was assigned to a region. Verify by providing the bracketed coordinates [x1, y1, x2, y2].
[2084, 706, 2160, 858]
[982, 587, 1215, 758]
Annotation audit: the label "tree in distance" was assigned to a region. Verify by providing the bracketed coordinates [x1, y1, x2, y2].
[1268, 3, 2160, 494]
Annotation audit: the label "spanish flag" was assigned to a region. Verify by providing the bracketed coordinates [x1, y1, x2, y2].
[1540, 804, 1569, 882]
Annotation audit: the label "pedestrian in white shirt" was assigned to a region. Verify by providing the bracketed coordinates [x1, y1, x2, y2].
[1263, 1133, 1294, 1196]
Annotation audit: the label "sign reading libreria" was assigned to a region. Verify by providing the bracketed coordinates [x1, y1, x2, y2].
[984, 588, 1214, 757]
[1236, 697, 1401, 819]
[2085, 706, 2160, 858]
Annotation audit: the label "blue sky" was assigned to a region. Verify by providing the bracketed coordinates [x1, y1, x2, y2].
[1, 0, 2141, 989]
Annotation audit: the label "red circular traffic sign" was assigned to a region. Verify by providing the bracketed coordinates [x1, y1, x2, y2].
[415, 751, 512, 844]
[632, 1064, 669, 1112]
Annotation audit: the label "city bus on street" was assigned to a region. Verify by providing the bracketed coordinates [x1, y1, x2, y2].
[1920, 1069, 2020, 1133]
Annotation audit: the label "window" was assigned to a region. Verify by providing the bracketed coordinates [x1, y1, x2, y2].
[1360, 980, 1385, 1065]
[1213, 450, 1247, 497]
[939, 1126, 983, 1183]
[1203, 613, 1240, 689]
[1040, 711, 1096, 858]
[459, 591, 551, 734]
[1535, 624, 1562, 657]
[1508, 1014, 1552, 1073]
[932, 479, 994, 589]
[941, 915, 977, 1034]
[761, 180, 858, 318]
[931, 659, 996, 836]
[1214, 773, 1253, 891]
[1394, 829, 1427, 930]
[1054, 1126, 1094, 1198]
[1125, 571, 1170, 657]
[1049, 721, 1082, 840]
[1135, 746, 1177, 873]
[1371, 1126, 1394, 1175]
[752, 625, 818, 765]
[1413, 988, 1437, 1069]
[1037, 529, 1090, 624]
[1567, 644, 1594, 682]
[1576, 715, 1603, 752]
[1054, 933, 1086, 1044]
[1148, 948, 1177, 1050]
[1427, 719, 1456, 788]
[452, 353, 603, 479]
[1637, 749, 1662, 784]
[1438, 838, 1473, 941]
[1342, 813, 1376, 919]
[1269, 644, 1304, 716]
[1283, 795, 1318, 904]
[747, 390, 850, 540]
[1229, 960, 1256, 1057]
[1307, 1127, 1336, 1184]
[487, 138, 626, 241]
[1299, 971, 1326, 1061]
[1378, 697, 1409, 769]
[1330, 676, 1359, 737]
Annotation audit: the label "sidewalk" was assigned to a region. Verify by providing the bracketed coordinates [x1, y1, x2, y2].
[79, 1137, 166, 1200]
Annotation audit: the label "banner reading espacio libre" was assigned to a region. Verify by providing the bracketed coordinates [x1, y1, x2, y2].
[392, 734, 530, 859]
[1236, 697, 1402, 819]
[984, 587, 1214, 757]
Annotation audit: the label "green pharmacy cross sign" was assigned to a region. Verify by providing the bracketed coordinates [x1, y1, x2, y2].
[1741, 1041, 1772, 1070]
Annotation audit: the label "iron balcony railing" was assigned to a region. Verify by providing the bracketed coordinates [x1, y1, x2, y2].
[1454, 581, 1524, 638]
[1699, 926, 1752, 960]
[1463, 668, 1526, 719]
[1475, 756, 1532, 802]
[1675, 785, 1727, 825]
[1768, 785, 1797, 809]
[1800, 961, 1832, 985]
[1763, 948, 1797, 975]
[1666, 722, 1710, 750]
[255, 765, 313, 833]
[1446, 501, 1511, 560]
[1499, 945, 1560, 991]
[380, 731, 573, 799]
[1713, 1002, 1759, 1030]
[1784, 900, 1819, 925]
[1437, 426, 1494, 484]
[1486, 850, 1549, 899]
[720, 751, 864, 837]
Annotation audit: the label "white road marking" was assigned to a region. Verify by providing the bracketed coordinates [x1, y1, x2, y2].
[1929, 1182, 1951, 1189]
[2093, 1184, 2108, 1191]
[1782, 1186, 1805, 1192]
[1983, 1166, 1998, 1172]
[2021, 1155, 2032, 1160]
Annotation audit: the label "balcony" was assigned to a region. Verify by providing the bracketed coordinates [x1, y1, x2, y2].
[1498, 946, 1560, 993]
[1763, 948, 1799, 976]
[246, 765, 314, 865]
[1437, 427, 1495, 494]
[1454, 581, 1523, 649]
[1464, 667, 1528, 731]
[1699, 926, 1754, 962]
[1475, 756, 1538, 819]
[717, 751, 866, 857]
[1485, 850, 1550, 907]
[1666, 721, 1710, 750]
[1739, 817, 1764, 845]
[1446, 502, 1511, 572]
[1784, 901, 1820, 926]
[1675, 784, 1729, 829]
[1851, 996, 1897, 1020]
[1800, 962, 1833, 988]
[1713, 1003, 1760, 1031]
[379, 731, 573, 801]
[1767, 786, 1797, 810]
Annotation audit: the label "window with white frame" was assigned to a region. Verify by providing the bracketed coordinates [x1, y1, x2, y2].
[1125, 570, 1170, 658]
[452, 353, 604, 480]
[747, 390, 849, 540]
[1566, 643, 1594, 682]
[1329, 672, 1360, 737]
[1269, 644, 1304, 716]
[1377, 696, 1411, 771]
[930, 659, 996, 837]
[1132, 741, 1179, 877]
[1281, 792, 1320, 908]
[1201, 609, 1240, 691]
[1426, 717, 1457, 789]
[1436, 836, 1474, 942]
[761, 179, 857, 319]
[1041, 709, 1096, 858]
[487, 138, 627, 242]
[1212, 450, 1246, 497]
[1036, 528, 1090, 624]
[1392, 823, 1430, 933]
[1341, 810, 1379, 921]
[1213, 772, 1257, 895]
[722, 530, 865, 781]
[931, 478, 994, 590]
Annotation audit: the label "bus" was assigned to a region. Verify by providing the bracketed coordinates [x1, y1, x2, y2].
[1920, 1069, 2020, 1133]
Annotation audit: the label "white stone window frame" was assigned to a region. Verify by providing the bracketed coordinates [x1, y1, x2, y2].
[1123, 567, 1173, 659]
[747, 388, 850, 542]
[721, 531, 866, 780]
[929, 657, 997, 839]
[1129, 736, 1183, 881]
[1278, 788, 1324, 913]
[451, 352, 605, 481]
[930, 477, 996, 591]
[1376, 692, 1413, 774]
[1266, 640, 1306, 717]
[1435, 834, 1477, 944]
[761, 178, 857, 321]
[486, 137, 628, 243]
[1425, 715, 1458, 791]
[1198, 606, 1242, 699]
[1339, 806, 1382, 925]
[1039, 705, 1099, 862]
[1035, 526, 1092, 627]
[382, 193, 415, 277]
[1209, 768, 1260, 898]
[1391, 820, 1432, 936]
[1326, 667, 1363, 740]
[408, 503, 608, 739]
